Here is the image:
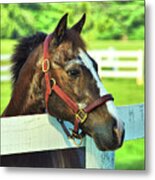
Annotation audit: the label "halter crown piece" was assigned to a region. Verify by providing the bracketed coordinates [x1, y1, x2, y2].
[42, 34, 114, 145]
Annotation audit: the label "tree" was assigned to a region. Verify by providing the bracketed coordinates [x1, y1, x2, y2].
[0, 1, 144, 40]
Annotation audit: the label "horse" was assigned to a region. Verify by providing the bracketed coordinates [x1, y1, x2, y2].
[1, 13, 125, 168]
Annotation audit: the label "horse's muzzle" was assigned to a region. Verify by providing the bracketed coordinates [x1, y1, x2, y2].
[92, 118, 125, 151]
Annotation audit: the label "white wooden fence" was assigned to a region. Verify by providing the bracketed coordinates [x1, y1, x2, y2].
[1, 54, 12, 82]
[88, 49, 144, 84]
[1, 103, 144, 169]
[0, 49, 143, 84]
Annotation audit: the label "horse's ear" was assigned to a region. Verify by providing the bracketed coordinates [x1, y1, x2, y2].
[53, 13, 68, 45]
[71, 13, 86, 33]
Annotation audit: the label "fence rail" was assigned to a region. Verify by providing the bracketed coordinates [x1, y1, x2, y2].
[0, 49, 144, 84]
[1, 104, 144, 169]
[88, 49, 143, 84]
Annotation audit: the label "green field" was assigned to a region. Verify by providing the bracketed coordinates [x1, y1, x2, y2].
[1, 39, 144, 53]
[0, 39, 145, 170]
[86, 39, 144, 51]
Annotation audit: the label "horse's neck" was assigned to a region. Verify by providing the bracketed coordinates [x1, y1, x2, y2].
[2, 45, 45, 117]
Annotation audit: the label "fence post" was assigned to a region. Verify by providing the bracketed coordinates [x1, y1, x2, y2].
[137, 49, 143, 85]
[108, 47, 118, 72]
[85, 135, 115, 169]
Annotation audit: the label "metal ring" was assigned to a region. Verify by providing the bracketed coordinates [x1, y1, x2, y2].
[50, 78, 56, 87]
[42, 59, 50, 73]
[72, 136, 83, 147]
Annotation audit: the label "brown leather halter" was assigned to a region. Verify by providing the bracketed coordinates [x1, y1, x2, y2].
[42, 34, 114, 143]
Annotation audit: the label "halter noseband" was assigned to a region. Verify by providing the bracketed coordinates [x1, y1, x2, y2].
[42, 34, 114, 142]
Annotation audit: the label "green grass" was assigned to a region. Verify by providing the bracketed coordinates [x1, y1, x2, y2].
[1, 39, 17, 54]
[115, 138, 145, 170]
[103, 78, 144, 106]
[0, 39, 144, 170]
[1, 82, 12, 114]
[85, 39, 144, 50]
[1, 39, 144, 54]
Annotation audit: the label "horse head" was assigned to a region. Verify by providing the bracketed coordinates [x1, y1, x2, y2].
[40, 14, 125, 151]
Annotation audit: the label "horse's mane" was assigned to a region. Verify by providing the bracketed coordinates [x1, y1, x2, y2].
[11, 32, 47, 86]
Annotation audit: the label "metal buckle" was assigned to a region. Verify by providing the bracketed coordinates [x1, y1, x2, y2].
[42, 59, 50, 73]
[75, 109, 87, 124]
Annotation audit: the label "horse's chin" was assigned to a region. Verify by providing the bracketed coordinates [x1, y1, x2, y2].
[92, 136, 124, 151]
[94, 143, 122, 151]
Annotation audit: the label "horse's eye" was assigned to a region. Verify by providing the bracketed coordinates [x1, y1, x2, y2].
[67, 69, 80, 77]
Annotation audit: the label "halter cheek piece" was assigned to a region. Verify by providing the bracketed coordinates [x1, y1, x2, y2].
[42, 34, 114, 144]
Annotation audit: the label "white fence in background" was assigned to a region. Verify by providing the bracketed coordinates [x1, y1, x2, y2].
[1, 54, 12, 82]
[1, 104, 144, 169]
[88, 49, 144, 84]
[1, 49, 144, 84]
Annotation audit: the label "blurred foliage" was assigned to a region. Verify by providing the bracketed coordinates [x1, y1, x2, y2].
[1, 1, 144, 40]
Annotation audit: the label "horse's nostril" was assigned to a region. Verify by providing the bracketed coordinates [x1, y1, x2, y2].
[113, 120, 117, 129]
[111, 117, 125, 146]
[112, 118, 117, 129]
[113, 125, 124, 146]
[112, 117, 125, 133]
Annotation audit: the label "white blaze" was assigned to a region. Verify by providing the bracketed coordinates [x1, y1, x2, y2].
[78, 49, 120, 123]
